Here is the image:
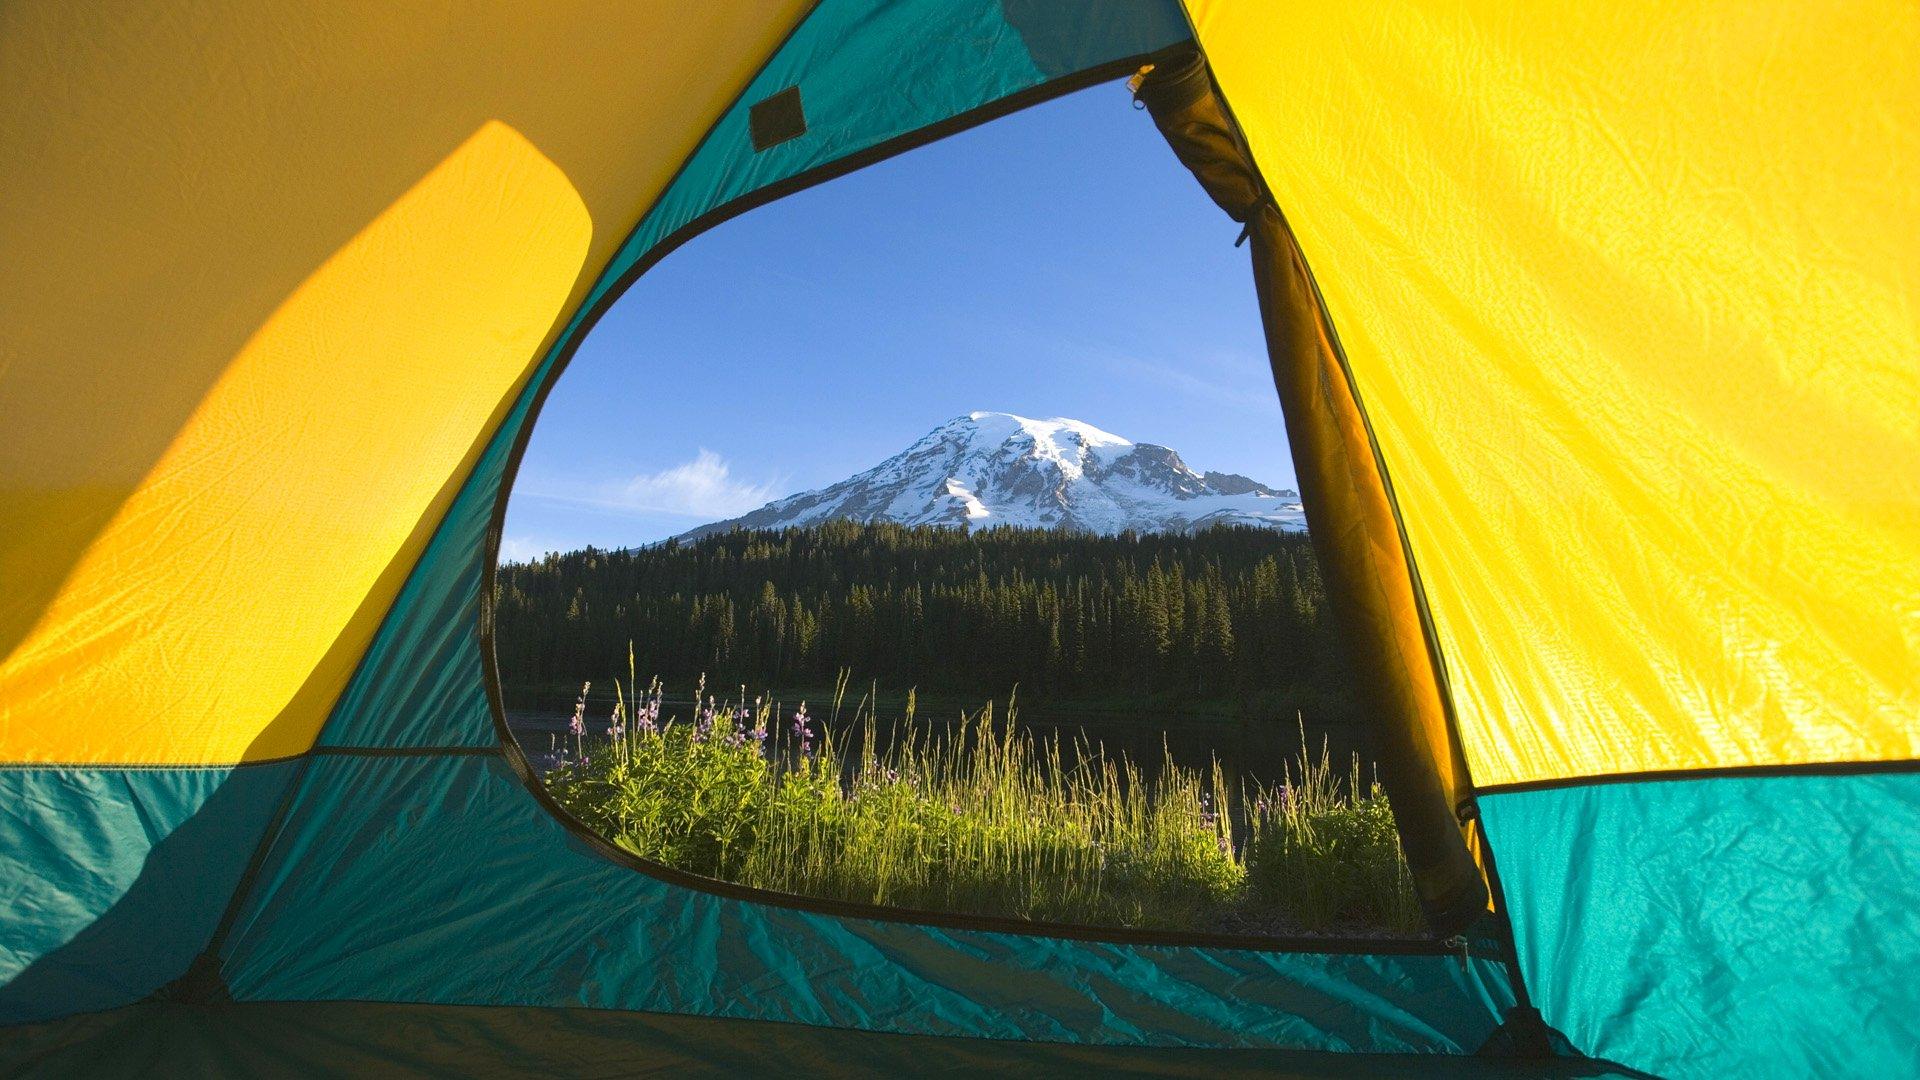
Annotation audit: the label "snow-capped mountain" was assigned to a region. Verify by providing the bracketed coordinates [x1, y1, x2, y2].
[676, 412, 1304, 541]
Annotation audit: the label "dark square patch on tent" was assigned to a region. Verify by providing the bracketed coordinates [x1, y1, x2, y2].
[749, 86, 807, 152]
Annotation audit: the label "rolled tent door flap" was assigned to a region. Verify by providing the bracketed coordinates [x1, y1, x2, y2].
[1134, 50, 1489, 936]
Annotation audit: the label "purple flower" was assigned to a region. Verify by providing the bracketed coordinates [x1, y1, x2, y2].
[692, 703, 718, 744]
[569, 683, 589, 739]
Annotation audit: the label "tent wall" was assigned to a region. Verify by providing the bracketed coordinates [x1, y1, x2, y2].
[1188, 2, 1919, 1076]
[1480, 772, 1920, 1077]
[220, 753, 1510, 1052]
[0, 764, 295, 1023]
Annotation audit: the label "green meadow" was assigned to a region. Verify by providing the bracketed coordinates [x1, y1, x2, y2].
[539, 665, 1422, 937]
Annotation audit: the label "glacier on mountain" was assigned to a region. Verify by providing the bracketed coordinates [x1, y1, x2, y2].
[676, 412, 1305, 540]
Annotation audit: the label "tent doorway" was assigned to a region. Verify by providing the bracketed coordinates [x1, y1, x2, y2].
[493, 78, 1427, 941]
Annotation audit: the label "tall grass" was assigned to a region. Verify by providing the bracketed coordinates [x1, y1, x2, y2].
[542, 655, 1421, 936]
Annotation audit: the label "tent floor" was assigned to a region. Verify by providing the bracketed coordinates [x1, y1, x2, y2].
[2, 1001, 1645, 1079]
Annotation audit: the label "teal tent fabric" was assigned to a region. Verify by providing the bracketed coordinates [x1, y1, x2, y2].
[1479, 772, 1920, 1078]
[219, 753, 1514, 1051]
[0, 764, 294, 1023]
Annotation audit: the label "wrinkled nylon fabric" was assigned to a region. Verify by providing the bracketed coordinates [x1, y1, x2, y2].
[221, 754, 1512, 1053]
[1187, 1, 1920, 787]
[1479, 773, 1920, 1078]
[0, 765, 295, 1023]
[0, 4, 809, 765]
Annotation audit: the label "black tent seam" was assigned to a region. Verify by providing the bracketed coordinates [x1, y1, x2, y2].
[309, 745, 502, 758]
[0, 757, 303, 771]
[1477, 755, 1920, 796]
[158, 748, 316, 1004]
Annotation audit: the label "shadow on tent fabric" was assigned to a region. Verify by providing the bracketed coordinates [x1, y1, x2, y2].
[0, 763, 294, 1025]
[2, 1000, 1653, 1079]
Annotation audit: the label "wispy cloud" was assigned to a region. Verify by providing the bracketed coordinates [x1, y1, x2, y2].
[1097, 349, 1278, 414]
[498, 535, 560, 563]
[518, 450, 783, 521]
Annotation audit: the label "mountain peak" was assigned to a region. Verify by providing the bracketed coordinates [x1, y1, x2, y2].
[956, 411, 1133, 450]
[676, 414, 1303, 541]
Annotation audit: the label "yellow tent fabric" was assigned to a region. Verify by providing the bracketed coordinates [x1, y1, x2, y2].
[0, 2, 810, 766]
[1, 4, 1914, 1076]
[1188, 0, 1920, 788]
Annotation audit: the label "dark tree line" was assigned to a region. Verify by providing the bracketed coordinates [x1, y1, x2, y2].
[493, 522, 1352, 706]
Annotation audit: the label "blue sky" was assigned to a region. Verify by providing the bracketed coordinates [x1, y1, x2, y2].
[503, 79, 1291, 558]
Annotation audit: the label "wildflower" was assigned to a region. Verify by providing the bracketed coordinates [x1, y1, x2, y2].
[569, 682, 589, 738]
[791, 705, 813, 754]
